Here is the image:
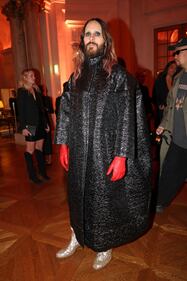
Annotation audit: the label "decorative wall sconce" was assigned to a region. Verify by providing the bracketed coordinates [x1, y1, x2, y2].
[54, 64, 59, 75]
[0, 100, 4, 116]
[65, 20, 85, 28]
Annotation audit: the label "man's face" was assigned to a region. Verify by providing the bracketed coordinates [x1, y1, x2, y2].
[83, 20, 105, 58]
[174, 46, 187, 69]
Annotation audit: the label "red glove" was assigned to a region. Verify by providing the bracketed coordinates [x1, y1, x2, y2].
[60, 144, 69, 171]
[107, 156, 126, 182]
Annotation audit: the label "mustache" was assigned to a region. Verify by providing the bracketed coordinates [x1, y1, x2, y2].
[86, 42, 98, 48]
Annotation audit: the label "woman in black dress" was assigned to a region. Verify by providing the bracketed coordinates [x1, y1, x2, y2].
[17, 69, 50, 184]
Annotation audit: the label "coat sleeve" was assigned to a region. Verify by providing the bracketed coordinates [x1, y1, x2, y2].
[136, 85, 151, 178]
[114, 70, 151, 174]
[114, 72, 136, 158]
[159, 87, 173, 129]
[160, 72, 183, 132]
[54, 89, 70, 145]
[17, 88, 26, 130]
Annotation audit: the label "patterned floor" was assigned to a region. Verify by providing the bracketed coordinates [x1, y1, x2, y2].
[0, 135, 187, 281]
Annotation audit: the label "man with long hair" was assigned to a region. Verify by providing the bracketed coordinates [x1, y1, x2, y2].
[55, 18, 151, 270]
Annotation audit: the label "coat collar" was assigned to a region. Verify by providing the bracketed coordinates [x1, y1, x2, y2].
[172, 69, 185, 98]
[85, 55, 103, 66]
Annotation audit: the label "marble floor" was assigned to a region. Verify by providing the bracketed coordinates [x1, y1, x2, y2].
[0, 135, 187, 281]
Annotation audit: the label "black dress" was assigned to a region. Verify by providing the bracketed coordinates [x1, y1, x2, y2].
[17, 87, 47, 142]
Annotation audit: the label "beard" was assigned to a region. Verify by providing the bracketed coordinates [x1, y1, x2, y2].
[84, 42, 105, 58]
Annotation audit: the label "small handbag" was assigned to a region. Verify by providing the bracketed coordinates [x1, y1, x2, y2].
[26, 125, 37, 136]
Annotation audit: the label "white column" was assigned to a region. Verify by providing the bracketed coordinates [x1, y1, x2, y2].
[39, 3, 54, 100]
[9, 17, 28, 87]
[39, 0, 67, 101]
[52, 1, 69, 87]
[23, 1, 43, 78]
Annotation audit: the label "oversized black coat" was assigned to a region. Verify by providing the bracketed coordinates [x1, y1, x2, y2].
[55, 57, 151, 252]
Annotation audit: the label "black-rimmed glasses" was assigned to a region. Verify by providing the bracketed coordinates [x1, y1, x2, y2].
[173, 48, 187, 56]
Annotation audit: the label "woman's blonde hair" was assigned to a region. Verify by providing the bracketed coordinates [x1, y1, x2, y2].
[19, 68, 39, 91]
[74, 18, 117, 80]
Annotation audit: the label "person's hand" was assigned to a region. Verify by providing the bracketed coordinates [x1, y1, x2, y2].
[45, 124, 50, 133]
[159, 105, 165, 110]
[60, 144, 69, 171]
[107, 156, 126, 182]
[22, 128, 31, 136]
[156, 126, 164, 135]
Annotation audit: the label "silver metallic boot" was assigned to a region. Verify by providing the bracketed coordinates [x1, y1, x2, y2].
[92, 249, 112, 270]
[56, 228, 80, 258]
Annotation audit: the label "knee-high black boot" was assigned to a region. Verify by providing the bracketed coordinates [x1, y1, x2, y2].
[24, 152, 42, 184]
[35, 149, 50, 180]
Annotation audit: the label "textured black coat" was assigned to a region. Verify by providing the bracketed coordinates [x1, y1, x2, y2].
[55, 57, 151, 252]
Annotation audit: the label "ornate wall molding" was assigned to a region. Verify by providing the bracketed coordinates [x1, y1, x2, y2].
[42, 0, 51, 13]
[1, 0, 45, 20]
[65, 20, 85, 28]
[50, 0, 65, 4]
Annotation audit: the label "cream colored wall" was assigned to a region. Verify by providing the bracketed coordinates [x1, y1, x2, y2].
[1, 0, 187, 99]
[62, 0, 187, 92]
[130, 0, 187, 90]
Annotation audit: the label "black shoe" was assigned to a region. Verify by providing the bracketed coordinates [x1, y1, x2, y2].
[24, 152, 43, 185]
[156, 205, 164, 213]
[30, 177, 43, 184]
[35, 149, 50, 181]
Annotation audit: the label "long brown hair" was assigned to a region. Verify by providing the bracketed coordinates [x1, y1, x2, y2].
[74, 18, 117, 80]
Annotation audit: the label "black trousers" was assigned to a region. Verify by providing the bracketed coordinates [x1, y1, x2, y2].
[157, 142, 187, 207]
